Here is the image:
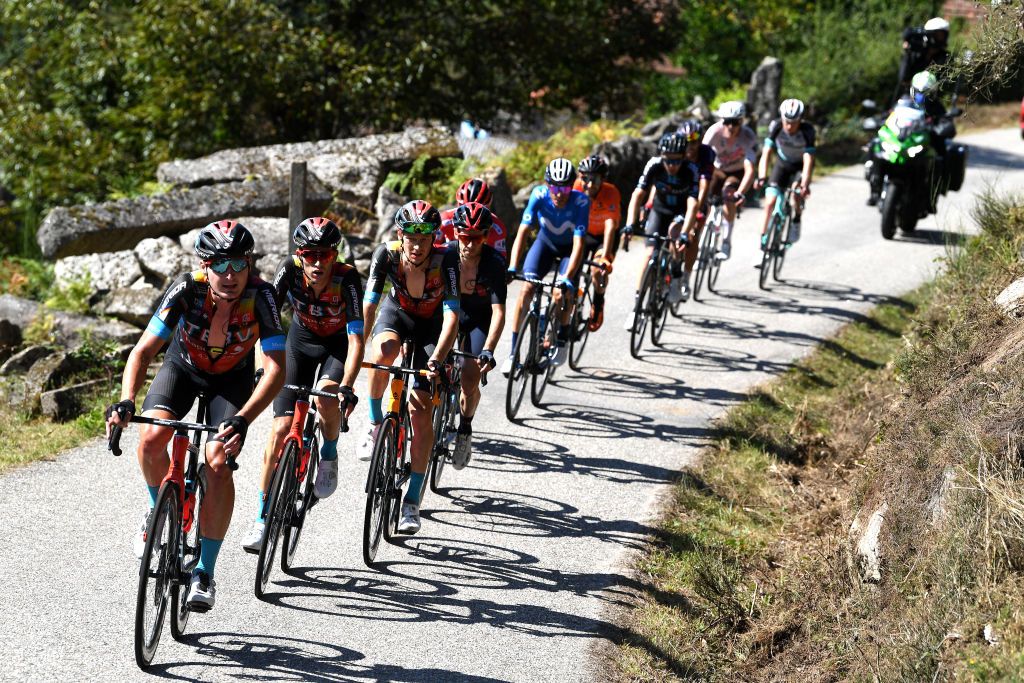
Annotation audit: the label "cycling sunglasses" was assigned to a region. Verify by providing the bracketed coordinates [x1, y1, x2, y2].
[298, 248, 338, 263]
[580, 173, 602, 183]
[663, 156, 685, 166]
[400, 222, 437, 235]
[456, 231, 485, 243]
[548, 185, 573, 198]
[723, 118, 741, 127]
[208, 257, 249, 274]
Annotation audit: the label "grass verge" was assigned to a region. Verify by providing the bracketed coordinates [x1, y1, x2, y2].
[613, 189, 1024, 681]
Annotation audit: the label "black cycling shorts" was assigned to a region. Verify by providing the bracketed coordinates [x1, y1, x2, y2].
[142, 357, 252, 427]
[371, 297, 441, 392]
[272, 322, 349, 418]
[458, 302, 492, 356]
[768, 161, 802, 191]
[644, 209, 679, 248]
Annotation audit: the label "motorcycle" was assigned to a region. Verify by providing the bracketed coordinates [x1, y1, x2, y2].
[862, 100, 967, 240]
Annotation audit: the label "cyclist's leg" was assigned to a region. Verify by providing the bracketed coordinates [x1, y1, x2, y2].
[405, 314, 443, 510]
[554, 247, 577, 328]
[761, 162, 789, 241]
[721, 173, 741, 241]
[263, 323, 316, 494]
[139, 360, 197, 505]
[509, 240, 553, 353]
[366, 298, 405, 423]
[313, 341, 348, 448]
[789, 170, 805, 242]
[637, 210, 668, 290]
[458, 310, 488, 422]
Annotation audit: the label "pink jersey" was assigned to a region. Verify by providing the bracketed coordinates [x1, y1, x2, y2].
[702, 121, 758, 173]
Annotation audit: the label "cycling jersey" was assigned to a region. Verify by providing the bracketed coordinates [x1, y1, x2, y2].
[520, 185, 589, 250]
[765, 119, 817, 164]
[703, 122, 758, 173]
[364, 241, 459, 319]
[447, 244, 507, 357]
[693, 144, 717, 180]
[636, 157, 700, 214]
[572, 179, 621, 237]
[437, 208, 508, 260]
[146, 270, 285, 375]
[272, 256, 364, 338]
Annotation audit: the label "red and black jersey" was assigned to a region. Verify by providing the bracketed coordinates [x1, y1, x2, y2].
[272, 256, 364, 337]
[436, 208, 508, 260]
[364, 241, 460, 319]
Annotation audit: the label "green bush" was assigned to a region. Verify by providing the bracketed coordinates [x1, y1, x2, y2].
[0, 257, 53, 301]
[44, 274, 91, 314]
[382, 156, 473, 208]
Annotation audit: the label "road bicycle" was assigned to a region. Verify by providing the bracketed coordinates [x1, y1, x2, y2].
[108, 396, 232, 669]
[253, 383, 351, 600]
[428, 348, 485, 493]
[567, 258, 610, 371]
[505, 270, 565, 420]
[692, 197, 726, 301]
[626, 233, 678, 358]
[759, 184, 804, 290]
[360, 340, 431, 567]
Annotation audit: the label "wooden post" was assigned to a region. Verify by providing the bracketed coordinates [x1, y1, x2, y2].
[288, 161, 307, 252]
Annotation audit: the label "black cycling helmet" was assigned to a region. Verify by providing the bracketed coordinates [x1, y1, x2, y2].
[194, 220, 255, 260]
[658, 132, 687, 155]
[544, 157, 576, 186]
[455, 178, 493, 207]
[394, 199, 441, 234]
[578, 155, 609, 176]
[293, 216, 343, 250]
[677, 119, 703, 143]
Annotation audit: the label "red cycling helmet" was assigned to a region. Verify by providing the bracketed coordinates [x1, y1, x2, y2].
[455, 178, 493, 208]
[452, 202, 494, 237]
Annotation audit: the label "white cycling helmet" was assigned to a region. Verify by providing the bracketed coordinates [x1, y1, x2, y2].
[714, 100, 746, 120]
[924, 17, 950, 32]
[544, 157, 576, 186]
[780, 98, 805, 121]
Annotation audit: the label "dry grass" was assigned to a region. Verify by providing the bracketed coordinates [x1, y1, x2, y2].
[611, 189, 1024, 682]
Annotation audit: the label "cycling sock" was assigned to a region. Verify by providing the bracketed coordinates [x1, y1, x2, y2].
[405, 472, 425, 505]
[147, 485, 159, 508]
[196, 537, 223, 578]
[256, 490, 266, 521]
[594, 291, 605, 311]
[510, 331, 518, 351]
[722, 220, 733, 240]
[459, 416, 473, 433]
[320, 438, 338, 461]
[369, 397, 383, 424]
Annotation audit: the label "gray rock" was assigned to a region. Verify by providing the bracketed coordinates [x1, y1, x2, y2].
[0, 294, 140, 348]
[849, 502, 887, 584]
[748, 56, 783, 129]
[0, 319, 22, 348]
[37, 176, 331, 258]
[55, 251, 142, 292]
[479, 168, 520, 239]
[344, 234, 374, 263]
[95, 286, 163, 327]
[180, 216, 291, 260]
[0, 345, 52, 376]
[996, 275, 1024, 317]
[593, 136, 658, 225]
[512, 185, 535, 215]
[25, 351, 85, 392]
[640, 111, 690, 142]
[255, 253, 287, 281]
[134, 237, 195, 286]
[686, 95, 713, 124]
[374, 186, 407, 244]
[157, 125, 460, 188]
[41, 379, 107, 422]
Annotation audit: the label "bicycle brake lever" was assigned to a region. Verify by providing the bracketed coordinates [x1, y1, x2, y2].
[108, 425, 123, 457]
[226, 455, 239, 471]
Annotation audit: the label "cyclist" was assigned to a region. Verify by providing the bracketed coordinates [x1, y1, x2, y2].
[436, 178, 509, 260]
[503, 158, 590, 373]
[755, 98, 815, 248]
[702, 102, 758, 259]
[241, 217, 364, 553]
[361, 200, 460, 534]
[444, 202, 507, 468]
[622, 133, 700, 330]
[572, 154, 620, 331]
[105, 220, 286, 611]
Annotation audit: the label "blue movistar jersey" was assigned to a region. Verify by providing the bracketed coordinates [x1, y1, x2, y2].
[520, 186, 590, 250]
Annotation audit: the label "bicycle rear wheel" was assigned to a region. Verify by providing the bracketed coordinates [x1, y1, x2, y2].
[630, 266, 654, 359]
[255, 445, 294, 600]
[282, 438, 316, 573]
[758, 218, 780, 290]
[135, 485, 178, 668]
[170, 466, 206, 640]
[505, 312, 535, 421]
[568, 282, 593, 370]
[692, 226, 713, 302]
[651, 271, 670, 346]
[530, 299, 559, 407]
[428, 387, 453, 494]
[362, 418, 396, 567]
[773, 215, 790, 282]
[707, 229, 723, 292]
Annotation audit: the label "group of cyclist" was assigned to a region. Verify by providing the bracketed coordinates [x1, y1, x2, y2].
[104, 96, 818, 615]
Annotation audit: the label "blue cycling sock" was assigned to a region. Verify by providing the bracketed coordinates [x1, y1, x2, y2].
[147, 485, 159, 508]
[369, 397, 384, 424]
[256, 490, 266, 521]
[320, 438, 338, 461]
[405, 472, 425, 505]
[511, 331, 518, 350]
[196, 537, 223, 578]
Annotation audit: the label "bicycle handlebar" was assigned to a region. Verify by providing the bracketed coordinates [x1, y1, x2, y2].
[449, 349, 488, 386]
[106, 415, 237, 470]
[360, 361, 430, 377]
[282, 384, 355, 433]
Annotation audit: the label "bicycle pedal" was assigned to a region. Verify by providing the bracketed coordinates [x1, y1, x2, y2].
[187, 603, 212, 614]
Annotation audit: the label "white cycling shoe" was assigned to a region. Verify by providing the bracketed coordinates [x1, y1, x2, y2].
[314, 459, 338, 498]
[186, 571, 216, 612]
[623, 311, 636, 330]
[452, 430, 472, 470]
[500, 356, 514, 377]
[716, 239, 732, 260]
[357, 424, 377, 462]
[133, 508, 151, 559]
[397, 502, 421, 535]
[551, 343, 568, 367]
[241, 521, 265, 554]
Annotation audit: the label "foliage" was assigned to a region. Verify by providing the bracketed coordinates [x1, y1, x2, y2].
[44, 274, 92, 314]
[22, 312, 55, 346]
[0, 257, 53, 301]
[945, 0, 1024, 101]
[382, 156, 473, 208]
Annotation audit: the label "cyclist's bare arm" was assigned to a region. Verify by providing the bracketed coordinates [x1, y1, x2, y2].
[342, 331, 365, 389]
[627, 187, 648, 226]
[484, 303, 506, 358]
[564, 233, 586, 286]
[508, 223, 532, 271]
[801, 153, 815, 192]
[696, 175, 710, 208]
[430, 309, 460, 370]
[235, 349, 285, 425]
[362, 301, 378, 346]
[757, 146, 773, 181]
[106, 332, 164, 431]
[602, 218, 618, 258]
[738, 158, 756, 197]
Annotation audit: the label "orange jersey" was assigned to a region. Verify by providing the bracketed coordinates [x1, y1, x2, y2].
[574, 179, 621, 236]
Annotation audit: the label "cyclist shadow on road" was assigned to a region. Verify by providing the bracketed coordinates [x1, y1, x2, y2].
[511, 402, 711, 450]
[552, 366, 750, 408]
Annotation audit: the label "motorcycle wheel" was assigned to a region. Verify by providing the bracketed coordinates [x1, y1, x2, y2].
[880, 183, 899, 241]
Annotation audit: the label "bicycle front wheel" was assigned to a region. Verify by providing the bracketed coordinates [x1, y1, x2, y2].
[773, 215, 790, 282]
[707, 228, 723, 293]
[530, 300, 559, 407]
[651, 270, 670, 346]
[692, 226, 714, 303]
[428, 386, 454, 494]
[759, 218, 780, 291]
[505, 312, 535, 421]
[363, 418, 396, 567]
[630, 266, 655, 359]
[255, 444, 295, 600]
[135, 484, 179, 669]
[170, 466, 206, 640]
[568, 282, 593, 370]
[282, 438, 316, 573]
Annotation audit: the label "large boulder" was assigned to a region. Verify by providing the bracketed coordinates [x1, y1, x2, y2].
[0, 294, 140, 347]
[54, 251, 142, 292]
[593, 136, 658, 224]
[25, 351, 85, 392]
[479, 167, 520, 237]
[41, 379, 107, 422]
[37, 176, 331, 259]
[156, 125, 460, 188]
[0, 345, 52, 376]
[134, 237, 195, 286]
[0, 319, 22, 349]
[640, 111, 690, 142]
[95, 286, 164, 327]
[748, 56, 783, 130]
[373, 186, 407, 244]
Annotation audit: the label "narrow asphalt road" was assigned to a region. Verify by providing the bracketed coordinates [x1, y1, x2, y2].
[1, 128, 1021, 682]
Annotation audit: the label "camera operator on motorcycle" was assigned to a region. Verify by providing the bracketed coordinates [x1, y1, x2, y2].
[893, 17, 950, 106]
